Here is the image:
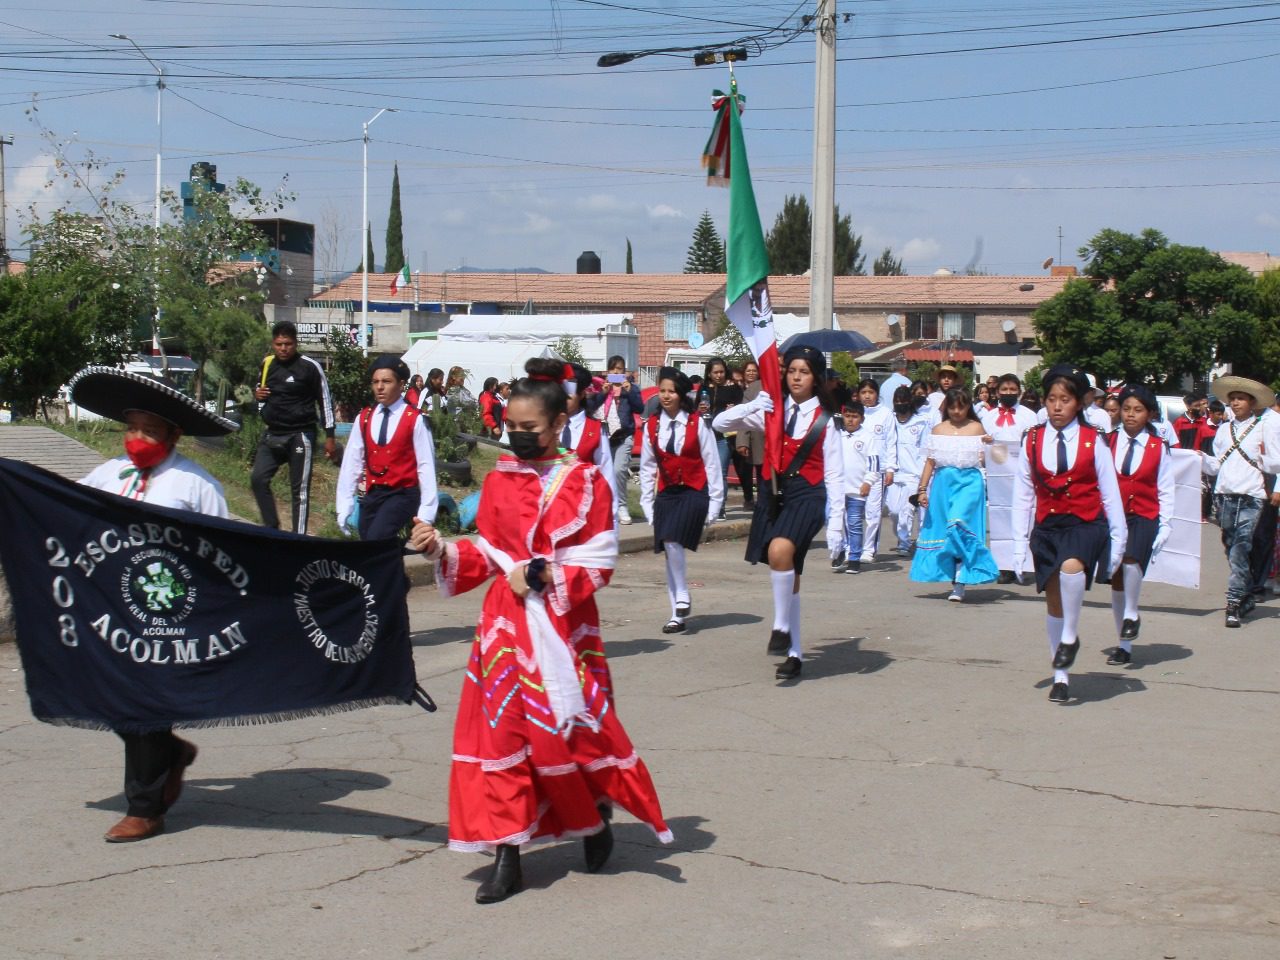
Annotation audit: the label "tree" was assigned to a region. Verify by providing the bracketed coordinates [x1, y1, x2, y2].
[315, 200, 347, 287]
[322, 326, 370, 420]
[830, 352, 859, 385]
[356, 224, 375, 274]
[764, 194, 865, 275]
[873, 247, 905, 276]
[708, 309, 751, 366]
[384, 164, 405, 275]
[684, 210, 725, 274]
[1033, 228, 1261, 390]
[1252, 267, 1280, 391]
[625, 237, 634, 274]
[551, 334, 586, 367]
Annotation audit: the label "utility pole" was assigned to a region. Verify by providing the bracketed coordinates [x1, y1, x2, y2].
[0, 135, 12, 271]
[809, 0, 837, 332]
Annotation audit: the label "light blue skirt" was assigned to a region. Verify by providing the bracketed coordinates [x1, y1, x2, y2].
[910, 466, 999, 585]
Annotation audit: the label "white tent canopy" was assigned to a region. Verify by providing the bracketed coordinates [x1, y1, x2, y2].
[401, 339, 559, 389]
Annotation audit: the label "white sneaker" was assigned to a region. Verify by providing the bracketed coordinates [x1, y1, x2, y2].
[618, 509, 632, 525]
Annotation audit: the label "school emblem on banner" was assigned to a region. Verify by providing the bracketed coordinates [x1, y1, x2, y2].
[0, 458, 427, 733]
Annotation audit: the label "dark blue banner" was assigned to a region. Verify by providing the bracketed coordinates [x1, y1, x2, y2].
[0, 457, 419, 732]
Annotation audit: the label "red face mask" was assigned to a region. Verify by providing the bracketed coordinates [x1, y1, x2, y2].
[125, 438, 170, 470]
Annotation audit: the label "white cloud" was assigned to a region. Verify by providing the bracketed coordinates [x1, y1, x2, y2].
[438, 208, 468, 227]
[488, 211, 554, 236]
[901, 237, 941, 263]
[1256, 211, 1279, 229]
[576, 193, 628, 214]
[647, 203, 683, 219]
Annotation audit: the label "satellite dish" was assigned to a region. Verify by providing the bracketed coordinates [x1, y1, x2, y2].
[688, 332, 705, 349]
[886, 313, 900, 327]
[1042, 257, 1054, 269]
[1001, 319, 1017, 333]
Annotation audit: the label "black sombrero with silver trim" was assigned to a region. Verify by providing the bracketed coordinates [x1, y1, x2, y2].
[69, 366, 239, 437]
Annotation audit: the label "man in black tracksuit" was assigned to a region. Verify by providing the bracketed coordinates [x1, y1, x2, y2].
[251, 320, 337, 533]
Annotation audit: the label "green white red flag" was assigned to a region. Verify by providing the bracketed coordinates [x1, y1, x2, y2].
[390, 264, 410, 296]
[706, 79, 782, 477]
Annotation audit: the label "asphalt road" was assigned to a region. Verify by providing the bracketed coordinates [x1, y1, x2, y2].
[1, 521, 1277, 959]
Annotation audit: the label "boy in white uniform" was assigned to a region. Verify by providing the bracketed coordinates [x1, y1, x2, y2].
[980, 374, 1038, 583]
[830, 401, 880, 575]
[884, 387, 933, 556]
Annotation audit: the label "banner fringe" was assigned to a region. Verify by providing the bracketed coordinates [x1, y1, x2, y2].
[34, 696, 421, 733]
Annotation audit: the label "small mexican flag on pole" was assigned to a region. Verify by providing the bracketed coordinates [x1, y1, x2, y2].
[390, 264, 410, 296]
[704, 76, 782, 477]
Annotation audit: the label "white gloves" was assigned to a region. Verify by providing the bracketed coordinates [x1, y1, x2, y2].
[1109, 545, 1126, 575]
[827, 525, 846, 559]
[1151, 524, 1171, 558]
[1012, 548, 1028, 577]
[751, 390, 775, 415]
[337, 513, 357, 537]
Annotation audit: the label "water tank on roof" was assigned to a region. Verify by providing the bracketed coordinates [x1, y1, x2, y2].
[577, 250, 601, 274]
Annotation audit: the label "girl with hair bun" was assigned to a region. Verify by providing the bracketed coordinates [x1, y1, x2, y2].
[1012, 364, 1127, 704]
[713, 345, 843, 681]
[407, 354, 670, 903]
[639, 366, 724, 633]
[1105, 384, 1175, 664]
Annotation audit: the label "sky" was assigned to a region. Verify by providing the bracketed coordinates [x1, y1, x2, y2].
[1, 1, 1277, 284]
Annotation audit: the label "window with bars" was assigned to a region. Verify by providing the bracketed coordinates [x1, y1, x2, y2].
[906, 311, 975, 340]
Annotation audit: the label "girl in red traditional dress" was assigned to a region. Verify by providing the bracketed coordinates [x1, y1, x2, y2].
[1106, 385, 1175, 666]
[558, 361, 617, 507]
[409, 357, 671, 904]
[712, 345, 843, 682]
[1012, 364, 1127, 704]
[639, 366, 725, 634]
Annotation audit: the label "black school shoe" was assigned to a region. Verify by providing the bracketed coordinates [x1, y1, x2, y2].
[831, 552, 846, 571]
[843, 560, 861, 575]
[1120, 617, 1140, 641]
[1052, 640, 1079, 670]
[1048, 682, 1069, 703]
[775, 656, 802, 680]
[767, 629, 791, 655]
[1106, 647, 1132, 666]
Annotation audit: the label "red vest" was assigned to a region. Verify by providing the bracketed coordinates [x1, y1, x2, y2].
[572, 417, 603, 464]
[1025, 424, 1103, 523]
[781, 408, 828, 486]
[360, 404, 421, 489]
[1113, 431, 1162, 520]
[646, 415, 707, 491]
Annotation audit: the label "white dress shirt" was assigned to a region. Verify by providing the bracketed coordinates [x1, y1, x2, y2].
[980, 402, 1037, 443]
[81, 450, 228, 518]
[838, 426, 881, 497]
[336, 397, 439, 526]
[713, 392, 844, 530]
[860, 405, 894, 476]
[1204, 413, 1272, 498]
[1011, 419, 1127, 568]
[638, 410, 725, 524]
[1036, 403, 1112, 435]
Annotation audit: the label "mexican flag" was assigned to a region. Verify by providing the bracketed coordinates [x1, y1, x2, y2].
[706, 80, 782, 477]
[390, 264, 410, 296]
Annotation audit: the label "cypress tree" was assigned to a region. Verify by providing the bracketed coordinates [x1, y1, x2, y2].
[384, 163, 405, 274]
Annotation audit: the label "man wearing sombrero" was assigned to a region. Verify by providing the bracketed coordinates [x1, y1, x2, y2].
[1203, 375, 1280, 628]
[71, 365, 236, 841]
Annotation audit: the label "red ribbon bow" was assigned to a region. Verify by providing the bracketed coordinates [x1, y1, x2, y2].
[996, 408, 1016, 427]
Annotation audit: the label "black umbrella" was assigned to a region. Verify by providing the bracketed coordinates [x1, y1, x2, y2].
[779, 328, 875, 354]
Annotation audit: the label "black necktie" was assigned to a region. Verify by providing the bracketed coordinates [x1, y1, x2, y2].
[561, 423, 572, 448]
[785, 402, 799, 437]
[377, 407, 390, 445]
[1121, 437, 1138, 475]
[1056, 430, 1068, 474]
[666, 419, 679, 453]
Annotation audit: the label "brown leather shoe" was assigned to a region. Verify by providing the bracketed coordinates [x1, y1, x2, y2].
[162, 738, 198, 811]
[104, 815, 165, 843]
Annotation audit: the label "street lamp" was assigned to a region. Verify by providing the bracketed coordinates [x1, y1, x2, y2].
[361, 107, 395, 357]
[110, 33, 167, 373]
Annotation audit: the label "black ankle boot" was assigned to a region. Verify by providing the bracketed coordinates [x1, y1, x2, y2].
[475, 844, 523, 904]
[583, 805, 614, 873]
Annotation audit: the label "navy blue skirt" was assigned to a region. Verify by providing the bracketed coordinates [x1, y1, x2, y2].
[746, 475, 827, 576]
[1029, 514, 1110, 592]
[653, 485, 710, 552]
[1124, 514, 1158, 572]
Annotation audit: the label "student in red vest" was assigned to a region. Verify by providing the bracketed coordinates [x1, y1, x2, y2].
[558, 361, 617, 506]
[639, 367, 725, 634]
[1011, 364, 1127, 704]
[336, 355, 439, 539]
[713, 345, 843, 681]
[1105, 385, 1174, 665]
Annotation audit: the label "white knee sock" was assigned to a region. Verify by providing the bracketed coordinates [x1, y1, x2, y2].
[770, 569, 795, 632]
[1110, 587, 1126, 638]
[1058, 571, 1086, 645]
[1122, 562, 1143, 622]
[789, 592, 802, 659]
[1047, 615, 1068, 685]
[664, 543, 688, 620]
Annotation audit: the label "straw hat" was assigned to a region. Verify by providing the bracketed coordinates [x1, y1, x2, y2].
[1210, 375, 1276, 411]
